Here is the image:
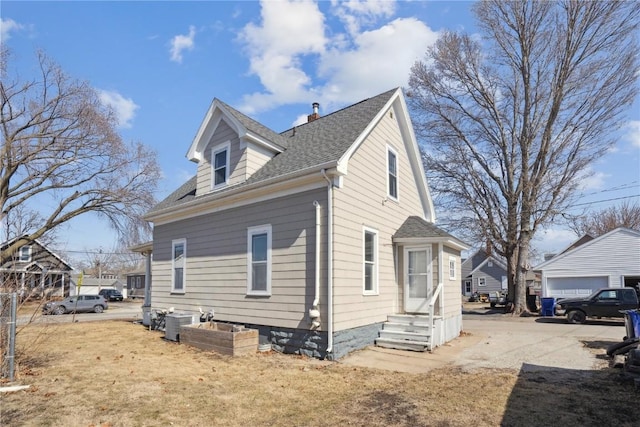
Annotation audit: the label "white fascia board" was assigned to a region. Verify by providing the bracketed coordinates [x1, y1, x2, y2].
[33, 238, 74, 270]
[533, 227, 640, 270]
[147, 163, 338, 225]
[186, 101, 228, 162]
[242, 132, 284, 153]
[393, 237, 469, 251]
[395, 92, 436, 223]
[467, 257, 506, 276]
[336, 88, 435, 222]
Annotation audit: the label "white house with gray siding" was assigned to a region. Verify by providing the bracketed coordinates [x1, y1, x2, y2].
[143, 88, 468, 359]
[535, 227, 640, 299]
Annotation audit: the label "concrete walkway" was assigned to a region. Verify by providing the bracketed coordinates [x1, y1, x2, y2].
[339, 314, 625, 373]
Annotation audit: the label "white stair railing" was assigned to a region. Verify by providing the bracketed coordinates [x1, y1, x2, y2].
[427, 282, 443, 351]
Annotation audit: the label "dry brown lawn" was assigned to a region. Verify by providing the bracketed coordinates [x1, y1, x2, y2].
[1, 319, 638, 426]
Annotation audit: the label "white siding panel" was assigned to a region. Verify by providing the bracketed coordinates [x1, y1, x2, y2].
[540, 229, 640, 296]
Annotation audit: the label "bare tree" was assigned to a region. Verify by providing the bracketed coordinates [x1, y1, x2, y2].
[0, 48, 161, 267]
[568, 201, 640, 237]
[408, 1, 639, 313]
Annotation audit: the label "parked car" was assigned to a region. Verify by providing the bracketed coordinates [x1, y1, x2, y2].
[99, 289, 124, 302]
[42, 295, 109, 315]
[489, 291, 508, 308]
[555, 287, 640, 324]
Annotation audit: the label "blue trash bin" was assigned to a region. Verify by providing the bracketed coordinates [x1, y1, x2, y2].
[541, 298, 556, 316]
[625, 310, 640, 339]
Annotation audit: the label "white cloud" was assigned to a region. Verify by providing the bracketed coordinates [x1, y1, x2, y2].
[238, 0, 326, 113]
[169, 25, 196, 63]
[237, 1, 439, 115]
[578, 169, 609, 191]
[317, 17, 439, 106]
[623, 120, 640, 148]
[1, 18, 24, 42]
[532, 227, 578, 261]
[330, 0, 396, 35]
[97, 89, 139, 129]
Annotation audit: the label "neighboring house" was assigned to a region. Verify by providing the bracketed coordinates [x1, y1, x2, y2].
[535, 227, 640, 298]
[70, 275, 125, 296]
[126, 269, 146, 299]
[461, 249, 508, 296]
[144, 88, 468, 360]
[0, 237, 74, 298]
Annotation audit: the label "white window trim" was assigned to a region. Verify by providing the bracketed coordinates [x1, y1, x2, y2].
[211, 141, 231, 190]
[19, 246, 32, 262]
[362, 226, 379, 295]
[449, 256, 456, 280]
[171, 239, 186, 294]
[386, 145, 399, 201]
[247, 224, 272, 296]
[478, 277, 486, 287]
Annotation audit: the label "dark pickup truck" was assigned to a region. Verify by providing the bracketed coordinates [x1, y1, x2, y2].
[555, 287, 640, 324]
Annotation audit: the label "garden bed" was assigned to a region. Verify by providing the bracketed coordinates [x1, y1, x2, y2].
[180, 322, 258, 356]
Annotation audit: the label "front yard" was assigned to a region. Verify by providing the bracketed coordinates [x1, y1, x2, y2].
[1, 320, 637, 426]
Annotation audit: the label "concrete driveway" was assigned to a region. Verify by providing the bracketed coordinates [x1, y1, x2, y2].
[339, 314, 626, 373]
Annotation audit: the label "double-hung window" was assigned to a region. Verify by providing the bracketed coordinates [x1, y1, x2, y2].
[363, 227, 378, 295]
[247, 225, 272, 296]
[172, 239, 186, 293]
[478, 277, 486, 287]
[18, 246, 32, 262]
[449, 257, 456, 280]
[212, 143, 230, 189]
[387, 146, 398, 200]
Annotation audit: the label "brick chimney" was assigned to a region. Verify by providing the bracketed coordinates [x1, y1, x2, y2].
[307, 102, 320, 123]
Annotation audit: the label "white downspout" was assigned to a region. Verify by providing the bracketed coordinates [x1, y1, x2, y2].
[309, 201, 321, 328]
[438, 242, 444, 346]
[321, 169, 333, 355]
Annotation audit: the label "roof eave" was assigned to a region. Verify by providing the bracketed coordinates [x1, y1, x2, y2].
[393, 236, 470, 251]
[145, 161, 339, 223]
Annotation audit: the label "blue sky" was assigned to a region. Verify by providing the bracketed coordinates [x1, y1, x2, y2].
[2, 0, 639, 263]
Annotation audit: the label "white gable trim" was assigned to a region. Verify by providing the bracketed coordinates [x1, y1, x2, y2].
[468, 256, 507, 276]
[336, 88, 435, 222]
[533, 227, 640, 270]
[187, 100, 283, 162]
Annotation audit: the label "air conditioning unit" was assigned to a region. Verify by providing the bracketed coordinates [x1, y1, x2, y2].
[164, 313, 193, 341]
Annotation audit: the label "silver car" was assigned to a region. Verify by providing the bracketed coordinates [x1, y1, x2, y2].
[43, 295, 109, 315]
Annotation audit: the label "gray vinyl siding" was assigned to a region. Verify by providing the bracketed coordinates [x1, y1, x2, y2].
[332, 108, 426, 331]
[472, 262, 506, 293]
[151, 188, 327, 329]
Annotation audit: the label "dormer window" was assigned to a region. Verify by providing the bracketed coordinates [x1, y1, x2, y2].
[387, 145, 398, 200]
[19, 246, 32, 262]
[212, 142, 230, 189]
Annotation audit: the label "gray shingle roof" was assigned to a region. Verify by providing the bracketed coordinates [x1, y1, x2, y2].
[149, 88, 398, 215]
[393, 216, 461, 241]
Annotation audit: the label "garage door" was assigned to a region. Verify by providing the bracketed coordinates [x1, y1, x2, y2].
[546, 276, 607, 298]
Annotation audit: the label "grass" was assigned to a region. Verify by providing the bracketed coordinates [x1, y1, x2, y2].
[1, 319, 638, 426]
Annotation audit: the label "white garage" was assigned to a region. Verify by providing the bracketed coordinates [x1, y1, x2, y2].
[535, 228, 640, 298]
[545, 276, 608, 299]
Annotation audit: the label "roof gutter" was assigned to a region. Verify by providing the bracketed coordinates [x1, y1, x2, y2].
[145, 161, 339, 223]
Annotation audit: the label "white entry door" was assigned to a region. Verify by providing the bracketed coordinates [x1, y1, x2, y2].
[404, 247, 432, 313]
